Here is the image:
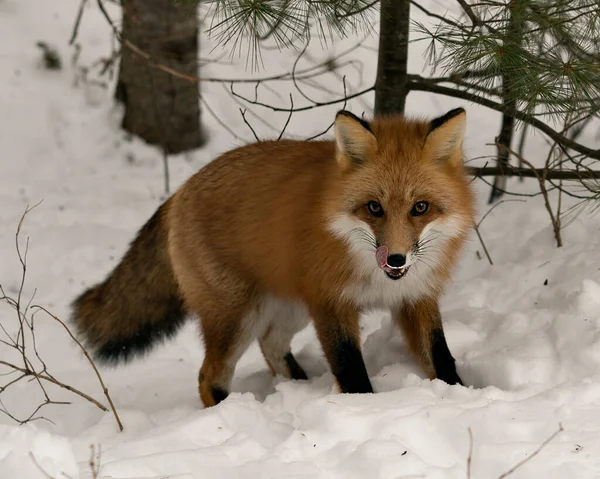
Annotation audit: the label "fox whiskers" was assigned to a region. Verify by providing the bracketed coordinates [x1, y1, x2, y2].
[349, 227, 377, 250]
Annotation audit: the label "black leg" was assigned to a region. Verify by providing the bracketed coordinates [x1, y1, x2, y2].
[311, 305, 374, 394]
[431, 328, 463, 385]
[212, 386, 229, 405]
[329, 335, 374, 393]
[284, 352, 309, 380]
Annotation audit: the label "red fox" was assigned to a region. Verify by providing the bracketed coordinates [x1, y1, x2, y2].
[72, 108, 475, 407]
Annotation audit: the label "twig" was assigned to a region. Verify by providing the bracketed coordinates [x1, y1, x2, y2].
[410, 1, 467, 32]
[496, 424, 563, 479]
[476, 199, 527, 228]
[305, 75, 349, 141]
[224, 83, 280, 134]
[89, 444, 101, 479]
[240, 109, 260, 142]
[541, 168, 562, 247]
[0, 360, 108, 412]
[517, 124, 529, 182]
[145, 61, 170, 195]
[230, 82, 374, 113]
[466, 165, 600, 180]
[0, 206, 121, 429]
[455, 0, 484, 28]
[473, 223, 493, 265]
[467, 428, 473, 479]
[277, 94, 294, 141]
[69, 0, 89, 45]
[494, 143, 563, 247]
[31, 305, 123, 432]
[199, 95, 243, 142]
[30, 452, 63, 479]
[336, 0, 379, 19]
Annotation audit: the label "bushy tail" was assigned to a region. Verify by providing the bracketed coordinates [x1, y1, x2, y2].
[71, 202, 187, 364]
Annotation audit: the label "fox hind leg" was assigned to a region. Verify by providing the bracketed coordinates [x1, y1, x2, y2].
[259, 298, 310, 380]
[193, 293, 264, 407]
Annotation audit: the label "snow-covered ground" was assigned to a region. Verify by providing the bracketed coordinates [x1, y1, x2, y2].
[1, 1, 600, 478]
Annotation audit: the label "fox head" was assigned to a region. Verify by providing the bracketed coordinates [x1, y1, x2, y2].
[327, 108, 475, 303]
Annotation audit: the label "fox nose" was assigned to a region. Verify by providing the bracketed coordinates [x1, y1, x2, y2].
[387, 254, 406, 268]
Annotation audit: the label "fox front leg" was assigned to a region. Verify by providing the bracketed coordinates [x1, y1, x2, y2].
[310, 303, 374, 394]
[394, 297, 463, 385]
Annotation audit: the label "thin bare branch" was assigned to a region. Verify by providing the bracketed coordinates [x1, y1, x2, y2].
[31, 305, 123, 431]
[69, 0, 89, 45]
[496, 424, 563, 479]
[473, 223, 493, 265]
[0, 206, 121, 429]
[466, 166, 600, 180]
[240, 108, 260, 142]
[477, 199, 527, 228]
[230, 81, 373, 113]
[494, 143, 563, 247]
[277, 94, 294, 141]
[467, 427, 473, 479]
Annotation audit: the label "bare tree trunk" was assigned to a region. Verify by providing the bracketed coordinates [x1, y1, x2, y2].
[374, 0, 410, 116]
[489, 0, 522, 203]
[115, 0, 205, 154]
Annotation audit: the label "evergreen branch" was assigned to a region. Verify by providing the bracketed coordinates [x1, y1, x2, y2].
[337, 0, 379, 19]
[410, 2, 466, 31]
[97, 0, 367, 89]
[454, 0, 494, 32]
[196, 0, 378, 65]
[408, 76, 600, 160]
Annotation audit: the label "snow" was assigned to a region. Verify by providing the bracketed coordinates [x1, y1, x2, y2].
[1, 0, 600, 478]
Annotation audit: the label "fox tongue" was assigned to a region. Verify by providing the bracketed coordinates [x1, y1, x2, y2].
[375, 245, 389, 269]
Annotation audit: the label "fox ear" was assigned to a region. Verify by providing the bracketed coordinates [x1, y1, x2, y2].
[334, 110, 376, 170]
[423, 108, 466, 167]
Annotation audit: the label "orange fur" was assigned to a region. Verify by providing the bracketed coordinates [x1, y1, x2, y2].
[71, 108, 475, 407]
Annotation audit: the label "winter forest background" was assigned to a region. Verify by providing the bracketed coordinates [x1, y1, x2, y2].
[1, 0, 600, 477]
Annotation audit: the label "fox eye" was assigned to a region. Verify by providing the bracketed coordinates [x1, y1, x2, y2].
[411, 201, 429, 216]
[367, 201, 384, 217]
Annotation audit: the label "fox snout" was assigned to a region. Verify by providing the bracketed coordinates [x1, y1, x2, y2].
[386, 254, 406, 268]
[375, 245, 410, 280]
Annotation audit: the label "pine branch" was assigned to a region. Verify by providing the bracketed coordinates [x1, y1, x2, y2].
[407, 77, 600, 160]
[192, 0, 379, 68]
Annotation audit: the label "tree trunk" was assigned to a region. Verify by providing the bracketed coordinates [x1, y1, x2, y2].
[115, 0, 205, 154]
[488, 0, 523, 203]
[374, 0, 410, 116]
